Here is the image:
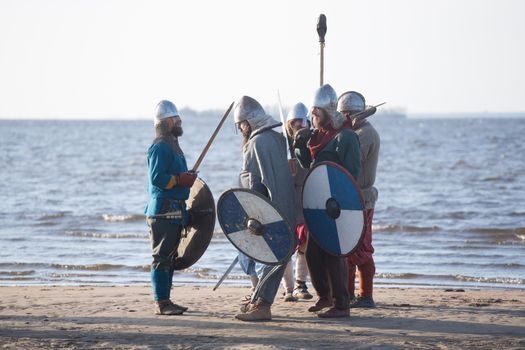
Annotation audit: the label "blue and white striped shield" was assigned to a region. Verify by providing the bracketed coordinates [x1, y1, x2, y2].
[217, 188, 294, 265]
[302, 161, 365, 256]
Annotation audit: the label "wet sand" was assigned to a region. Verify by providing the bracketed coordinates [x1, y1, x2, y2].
[0, 285, 524, 349]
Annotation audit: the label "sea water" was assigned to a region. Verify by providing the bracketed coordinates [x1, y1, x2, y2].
[0, 115, 523, 289]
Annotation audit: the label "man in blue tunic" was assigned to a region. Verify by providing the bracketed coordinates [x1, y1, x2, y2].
[145, 100, 197, 315]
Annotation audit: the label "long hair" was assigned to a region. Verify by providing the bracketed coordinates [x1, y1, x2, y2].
[241, 123, 252, 147]
[285, 120, 298, 158]
[153, 119, 184, 156]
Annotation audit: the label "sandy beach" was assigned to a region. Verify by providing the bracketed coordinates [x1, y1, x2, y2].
[0, 285, 523, 349]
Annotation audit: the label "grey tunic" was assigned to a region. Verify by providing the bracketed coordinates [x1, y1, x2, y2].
[240, 124, 296, 228]
[355, 120, 380, 209]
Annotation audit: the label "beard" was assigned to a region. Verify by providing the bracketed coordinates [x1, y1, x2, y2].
[241, 125, 252, 146]
[153, 121, 183, 155]
[172, 126, 183, 137]
[313, 110, 330, 129]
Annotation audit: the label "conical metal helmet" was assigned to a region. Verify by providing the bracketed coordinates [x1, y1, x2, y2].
[312, 84, 345, 129]
[154, 100, 179, 126]
[286, 102, 309, 123]
[233, 96, 266, 124]
[233, 95, 280, 132]
[337, 91, 366, 115]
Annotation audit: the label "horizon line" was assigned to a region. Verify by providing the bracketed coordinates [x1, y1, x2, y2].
[1, 111, 525, 121]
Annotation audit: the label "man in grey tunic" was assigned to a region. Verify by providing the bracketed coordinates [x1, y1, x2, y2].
[338, 91, 380, 308]
[233, 95, 296, 321]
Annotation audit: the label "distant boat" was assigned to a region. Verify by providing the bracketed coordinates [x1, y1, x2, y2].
[375, 107, 406, 119]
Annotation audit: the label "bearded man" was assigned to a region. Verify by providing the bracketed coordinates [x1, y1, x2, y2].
[145, 100, 197, 315]
[293, 84, 361, 318]
[233, 95, 295, 322]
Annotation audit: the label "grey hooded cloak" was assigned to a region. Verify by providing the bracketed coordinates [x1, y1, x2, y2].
[234, 96, 296, 307]
[236, 97, 296, 229]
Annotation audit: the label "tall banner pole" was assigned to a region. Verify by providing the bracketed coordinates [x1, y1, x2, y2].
[317, 14, 327, 86]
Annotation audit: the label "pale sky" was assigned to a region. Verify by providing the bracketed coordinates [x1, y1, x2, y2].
[1, 0, 524, 119]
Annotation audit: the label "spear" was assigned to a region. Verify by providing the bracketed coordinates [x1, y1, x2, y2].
[213, 256, 238, 291]
[191, 101, 234, 172]
[352, 102, 386, 123]
[277, 90, 294, 159]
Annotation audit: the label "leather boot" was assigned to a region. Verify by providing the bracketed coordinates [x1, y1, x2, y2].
[350, 296, 375, 308]
[307, 298, 332, 312]
[169, 301, 188, 312]
[293, 280, 313, 300]
[154, 300, 184, 315]
[317, 307, 350, 318]
[235, 299, 271, 321]
[239, 301, 254, 313]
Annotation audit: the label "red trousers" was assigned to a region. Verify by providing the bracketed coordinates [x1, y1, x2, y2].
[347, 209, 375, 298]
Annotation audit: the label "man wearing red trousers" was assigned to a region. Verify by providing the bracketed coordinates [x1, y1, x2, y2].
[338, 91, 380, 308]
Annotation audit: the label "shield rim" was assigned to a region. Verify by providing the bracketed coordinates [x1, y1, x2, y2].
[172, 177, 216, 270]
[302, 161, 366, 257]
[217, 187, 295, 265]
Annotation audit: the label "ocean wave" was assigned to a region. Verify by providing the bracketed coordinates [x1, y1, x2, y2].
[63, 230, 147, 239]
[183, 266, 253, 281]
[0, 276, 35, 281]
[438, 211, 477, 220]
[2, 237, 27, 242]
[469, 227, 525, 234]
[102, 214, 145, 222]
[33, 221, 58, 227]
[447, 245, 490, 251]
[0, 262, 150, 272]
[49, 263, 150, 272]
[48, 272, 115, 278]
[465, 227, 525, 242]
[441, 262, 525, 269]
[453, 275, 524, 285]
[0, 270, 35, 276]
[373, 224, 440, 233]
[481, 175, 515, 182]
[377, 272, 524, 285]
[449, 159, 482, 170]
[375, 272, 420, 279]
[37, 212, 71, 221]
[183, 266, 215, 278]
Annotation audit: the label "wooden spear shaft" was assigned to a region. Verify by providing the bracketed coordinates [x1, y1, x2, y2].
[191, 101, 234, 172]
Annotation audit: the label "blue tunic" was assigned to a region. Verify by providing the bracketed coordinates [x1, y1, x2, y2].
[145, 141, 190, 220]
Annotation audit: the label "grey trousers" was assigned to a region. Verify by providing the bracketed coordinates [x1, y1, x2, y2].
[251, 260, 288, 305]
[147, 218, 182, 270]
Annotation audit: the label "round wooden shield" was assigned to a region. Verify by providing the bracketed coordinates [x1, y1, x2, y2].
[217, 188, 294, 265]
[302, 161, 365, 256]
[172, 177, 215, 270]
